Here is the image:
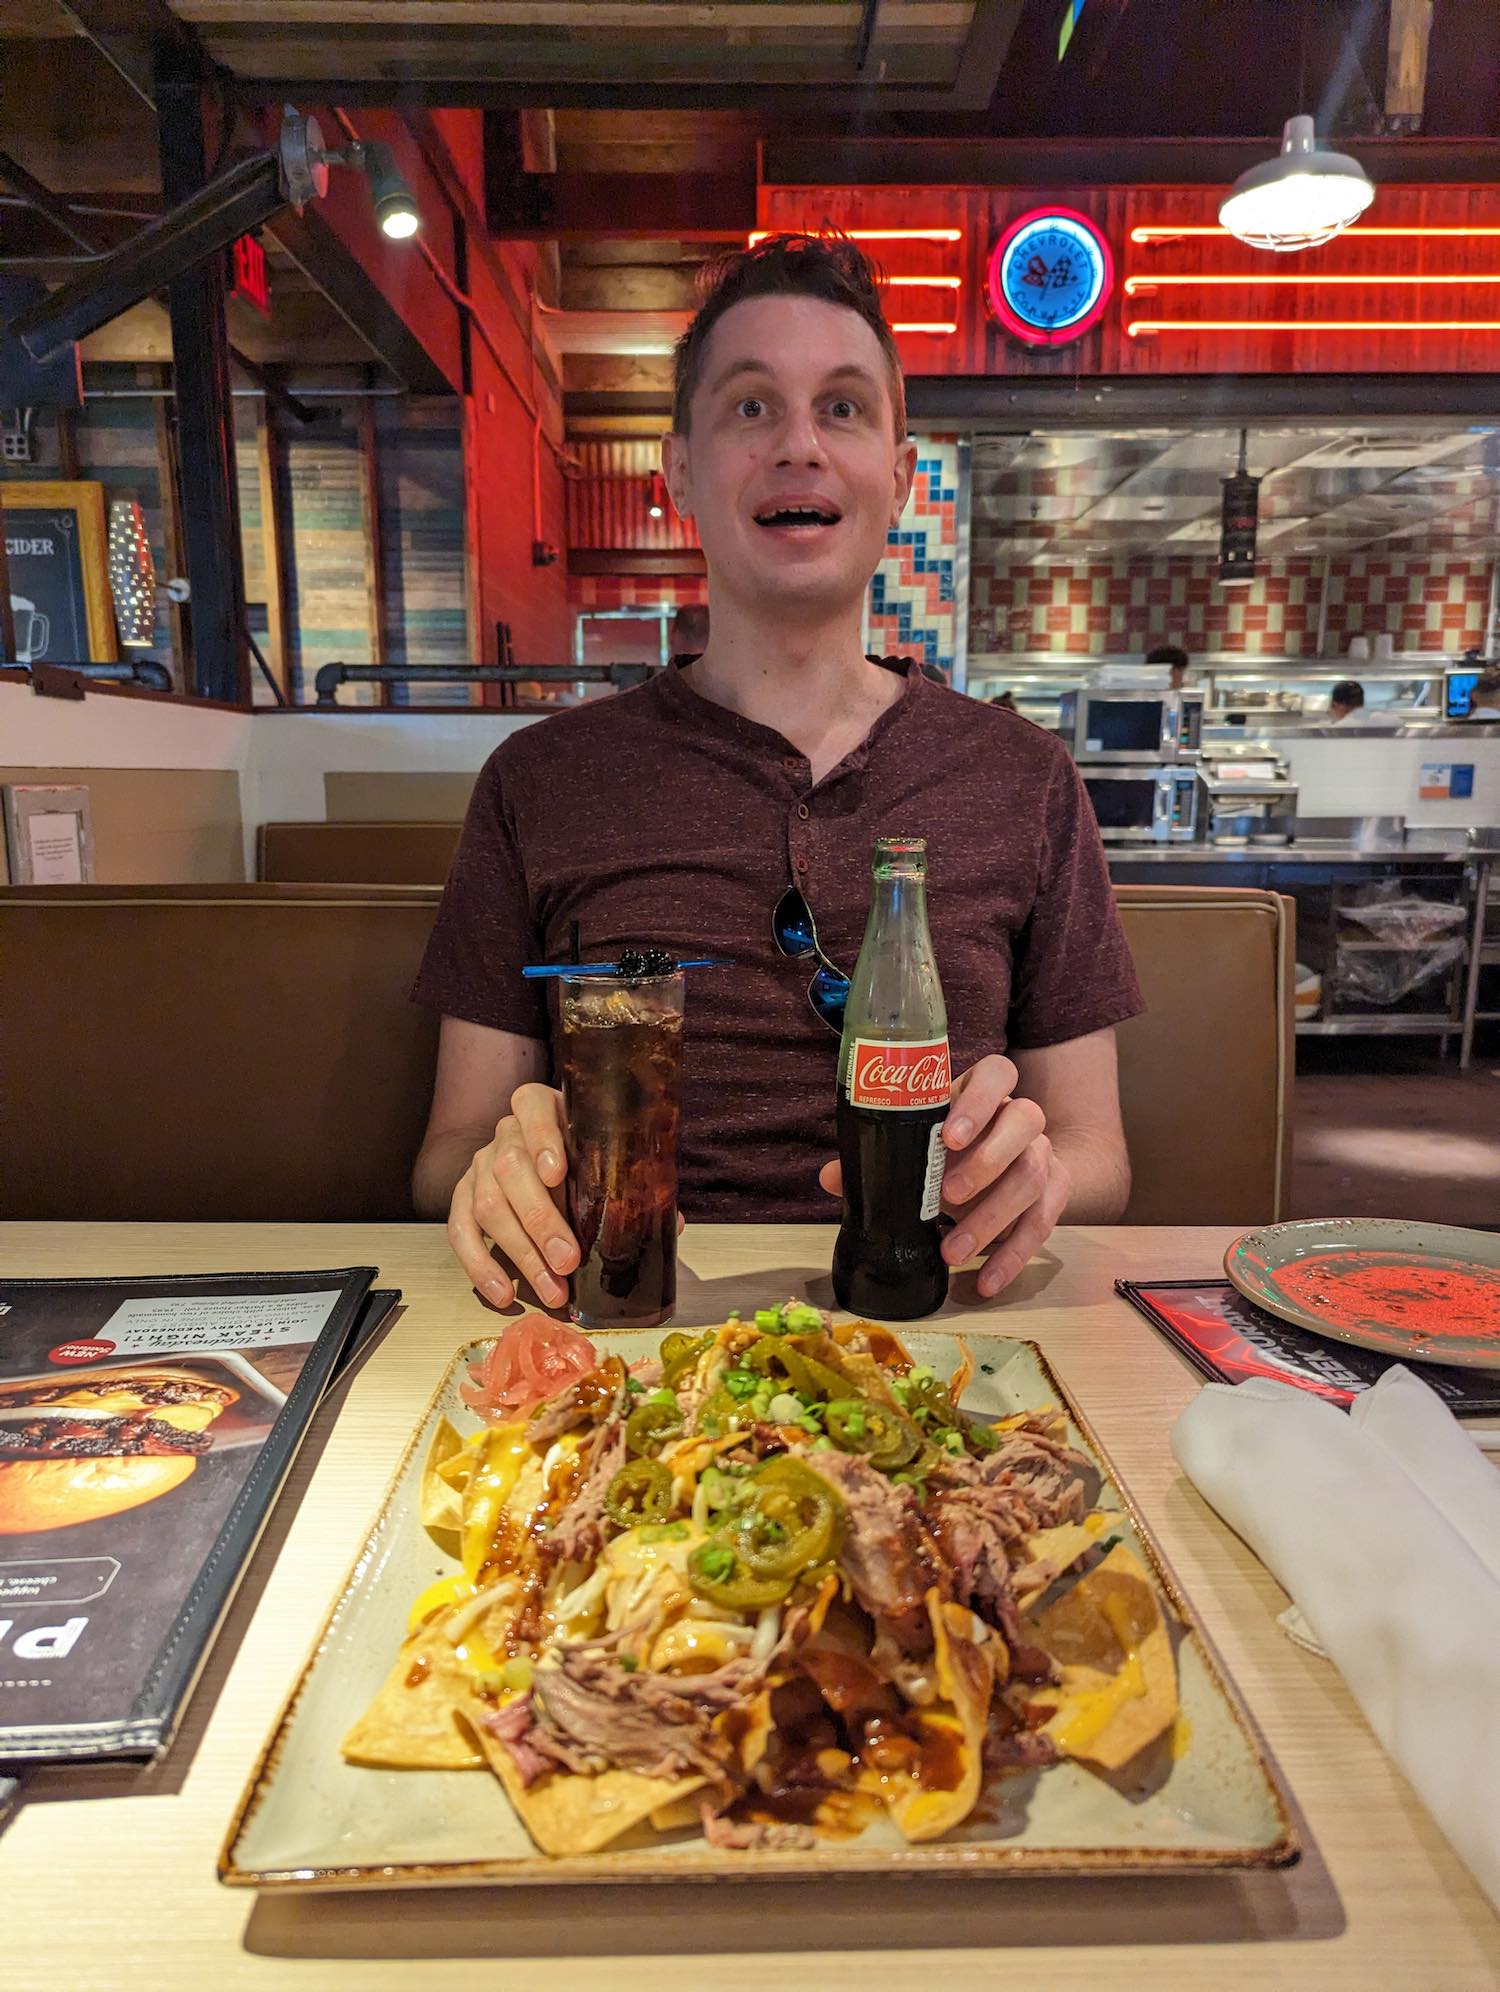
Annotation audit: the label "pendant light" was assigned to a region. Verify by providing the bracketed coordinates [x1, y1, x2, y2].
[1219, 113, 1375, 253]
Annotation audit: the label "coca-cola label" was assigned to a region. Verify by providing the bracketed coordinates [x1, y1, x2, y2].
[848, 1036, 951, 1111]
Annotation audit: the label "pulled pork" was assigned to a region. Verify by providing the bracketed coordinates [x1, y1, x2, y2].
[801, 1450, 950, 1653]
[488, 1646, 760, 1788]
[542, 1421, 626, 1566]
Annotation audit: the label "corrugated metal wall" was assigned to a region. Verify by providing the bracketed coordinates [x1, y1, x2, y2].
[566, 440, 700, 550]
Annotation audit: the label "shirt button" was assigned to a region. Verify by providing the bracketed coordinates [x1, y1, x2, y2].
[783, 756, 799, 771]
[795, 857, 809, 874]
[796, 803, 810, 820]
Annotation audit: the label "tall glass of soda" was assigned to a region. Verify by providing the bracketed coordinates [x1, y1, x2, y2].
[559, 964, 684, 1329]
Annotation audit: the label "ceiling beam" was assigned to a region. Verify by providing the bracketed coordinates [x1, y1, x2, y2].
[762, 134, 1500, 185]
[1386, 0, 1436, 131]
[53, 0, 206, 112]
[907, 372, 1500, 429]
[225, 0, 1027, 114]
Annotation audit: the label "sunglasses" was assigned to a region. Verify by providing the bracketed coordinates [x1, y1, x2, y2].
[773, 882, 850, 1032]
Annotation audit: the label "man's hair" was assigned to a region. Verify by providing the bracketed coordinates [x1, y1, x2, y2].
[672, 233, 907, 440]
[1331, 679, 1365, 708]
[1472, 665, 1500, 702]
[1146, 643, 1189, 670]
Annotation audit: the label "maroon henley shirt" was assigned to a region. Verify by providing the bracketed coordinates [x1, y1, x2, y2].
[413, 661, 1144, 1221]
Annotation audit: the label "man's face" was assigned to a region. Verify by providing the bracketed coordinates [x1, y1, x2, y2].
[663, 294, 916, 625]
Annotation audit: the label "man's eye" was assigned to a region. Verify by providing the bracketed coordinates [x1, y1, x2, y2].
[737, 397, 764, 419]
[829, 398, 857, 419]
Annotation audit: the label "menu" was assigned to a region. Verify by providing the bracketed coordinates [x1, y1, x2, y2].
[1119, 1278, 1500, 1414]
[0, 1267, 393, 1763]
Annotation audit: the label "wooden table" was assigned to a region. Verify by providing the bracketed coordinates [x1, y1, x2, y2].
[4, 1222, 1497, 1990]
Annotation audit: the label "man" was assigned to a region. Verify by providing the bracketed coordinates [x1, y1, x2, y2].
[1463, 665, 1500, 720]
[1329, 679, 1365, 722]
[1145, 642, 1190, 692]
[413, 235, 1142, 1308]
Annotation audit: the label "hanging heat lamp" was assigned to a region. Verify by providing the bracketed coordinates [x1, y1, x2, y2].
[1219, 431, 1261, 587]
[107, 496, 157, 646]
[1219, 113, 1374, 253]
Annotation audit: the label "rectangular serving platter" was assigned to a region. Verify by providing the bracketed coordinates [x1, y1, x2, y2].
[221, 1331, 1299, 1890]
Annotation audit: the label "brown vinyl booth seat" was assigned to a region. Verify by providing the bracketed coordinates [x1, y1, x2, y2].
[3, 882, 1291, 1226]
[257, 821, 461, 886]
[3, 885, 442, 1223]
[1113, 885, 1294, 1225]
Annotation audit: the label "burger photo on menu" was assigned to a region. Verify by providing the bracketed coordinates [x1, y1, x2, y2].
[0, 1369, 237, 1533]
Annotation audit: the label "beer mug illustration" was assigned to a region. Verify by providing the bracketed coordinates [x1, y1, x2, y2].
[9, 596, 49, 664]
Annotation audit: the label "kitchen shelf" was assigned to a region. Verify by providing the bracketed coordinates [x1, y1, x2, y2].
[1296, 1017, 1458, 1036]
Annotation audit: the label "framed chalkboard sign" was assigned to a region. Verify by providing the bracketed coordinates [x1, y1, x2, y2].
[1, 481, 117, 665]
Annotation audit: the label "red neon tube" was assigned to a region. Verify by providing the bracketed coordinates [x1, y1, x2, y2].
[1128, 316, 1500, 336]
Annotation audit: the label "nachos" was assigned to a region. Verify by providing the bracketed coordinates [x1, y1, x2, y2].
[343, 1304, 1179, 1854]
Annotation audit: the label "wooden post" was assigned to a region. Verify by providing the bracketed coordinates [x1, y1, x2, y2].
[357, 388, 389, 705]
[151, 382, 191, 687]
[254, 401, 291, 704]
[56, 408, 81, 480]
[1386, 0, 1435, 126]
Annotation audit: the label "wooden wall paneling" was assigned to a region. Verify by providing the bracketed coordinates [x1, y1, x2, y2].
[356, 391, 389, 704]
[253, 402, 291, 703]
[761, 179, 1500, 379]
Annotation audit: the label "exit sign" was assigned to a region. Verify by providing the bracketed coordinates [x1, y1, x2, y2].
[230, 234, 271, 317]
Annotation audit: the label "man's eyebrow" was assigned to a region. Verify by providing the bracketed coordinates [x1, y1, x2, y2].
[706, 359, 884, 396]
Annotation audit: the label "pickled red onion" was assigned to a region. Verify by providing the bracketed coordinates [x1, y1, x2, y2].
[460, 1312, 597, 1421]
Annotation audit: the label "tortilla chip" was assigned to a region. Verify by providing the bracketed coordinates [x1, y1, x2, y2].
[1025, 1542, 1177, 1772]
[1011, 1522, 1100, 1609]
[463, 1699, 706, 1857]
[341, 1627, 485, 1769]
[884, 1593, 996, 1845]
[420, 1417, 469, 1548]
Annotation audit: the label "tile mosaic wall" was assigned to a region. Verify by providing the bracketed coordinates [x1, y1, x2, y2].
[969, 551, 1492, 659]
[869, 435, 961, 676]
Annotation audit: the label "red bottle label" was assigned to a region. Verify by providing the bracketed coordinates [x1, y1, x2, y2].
[848, 1037, 952, 1110]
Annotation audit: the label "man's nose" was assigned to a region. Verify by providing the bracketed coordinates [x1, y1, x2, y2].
[775, 405, 827, 465]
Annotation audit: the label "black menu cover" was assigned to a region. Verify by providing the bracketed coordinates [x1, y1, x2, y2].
[1118, 1277, 1500, 1414]
[0, 1267, 384, 1763]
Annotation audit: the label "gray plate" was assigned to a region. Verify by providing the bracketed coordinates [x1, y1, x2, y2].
[221, 1331, 1298, 1890]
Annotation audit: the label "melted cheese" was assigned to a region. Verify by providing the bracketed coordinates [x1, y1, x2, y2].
[459, 1425, 533, 1581]
[1048, 1594, 1148, 1755]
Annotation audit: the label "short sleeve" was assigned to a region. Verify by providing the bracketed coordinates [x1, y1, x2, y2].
[410, 749, 550, 1040]
[1006, 749, 1145, 1050]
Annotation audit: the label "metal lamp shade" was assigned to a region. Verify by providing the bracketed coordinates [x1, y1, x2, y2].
[1219, 115, 1375, 253]
[107, 496, 157, 646]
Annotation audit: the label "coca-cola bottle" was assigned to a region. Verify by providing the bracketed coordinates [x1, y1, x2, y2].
[832, 835, 952, 1320]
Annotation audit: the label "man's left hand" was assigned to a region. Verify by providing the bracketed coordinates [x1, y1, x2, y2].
[817, 1054, 1069, 1297]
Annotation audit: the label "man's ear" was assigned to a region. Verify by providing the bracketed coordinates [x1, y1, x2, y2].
[889, 438, 918, 526]
[662, 431, 692, 519]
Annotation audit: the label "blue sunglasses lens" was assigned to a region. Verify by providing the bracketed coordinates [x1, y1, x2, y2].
[773, 885, 817, 958]
[808, 966, 850, 1031]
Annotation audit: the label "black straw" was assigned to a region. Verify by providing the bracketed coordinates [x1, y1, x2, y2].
[569, 919, 581, 965]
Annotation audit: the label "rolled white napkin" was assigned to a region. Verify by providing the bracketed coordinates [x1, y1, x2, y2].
[1350, 1367, 1500, 1586]
[1172, 1371, 1500, 1913]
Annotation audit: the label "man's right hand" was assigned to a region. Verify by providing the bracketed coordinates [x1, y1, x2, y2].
[446, 1082, 580, 1310]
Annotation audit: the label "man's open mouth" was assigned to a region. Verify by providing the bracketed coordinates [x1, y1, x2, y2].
[753, 505, 842, 528]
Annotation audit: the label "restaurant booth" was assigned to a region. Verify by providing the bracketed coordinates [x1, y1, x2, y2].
[3, 16, 1500, 1987]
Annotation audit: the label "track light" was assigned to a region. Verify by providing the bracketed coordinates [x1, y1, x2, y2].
[363, 141, 421, 240]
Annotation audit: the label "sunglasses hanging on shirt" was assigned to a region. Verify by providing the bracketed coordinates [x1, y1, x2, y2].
[772, 882, 850, 1032]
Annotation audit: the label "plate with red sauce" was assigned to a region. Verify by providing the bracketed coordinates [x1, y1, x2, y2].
[1226, 1220, 1500, 1370]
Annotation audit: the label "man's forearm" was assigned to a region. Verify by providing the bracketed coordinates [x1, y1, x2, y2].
[1051, 1124, 1131, 1223]
[412, 1128, 486, 1219]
